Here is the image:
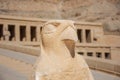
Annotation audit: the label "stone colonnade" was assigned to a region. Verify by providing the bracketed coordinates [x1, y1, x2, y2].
[77, 29, 94, 43]
[0, 16, 103, 45]
[0, 23, 41, 42]
[0, 24, 94, 43]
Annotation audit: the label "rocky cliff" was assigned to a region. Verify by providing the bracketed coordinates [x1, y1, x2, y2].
[0, 0, 120, 35]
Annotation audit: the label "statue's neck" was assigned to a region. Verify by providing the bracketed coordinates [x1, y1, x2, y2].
[41, 41, 72, 58]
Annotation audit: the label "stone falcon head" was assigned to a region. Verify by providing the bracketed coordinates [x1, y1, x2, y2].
[35, 20, 94, 80]
[40, 20, 78, 58]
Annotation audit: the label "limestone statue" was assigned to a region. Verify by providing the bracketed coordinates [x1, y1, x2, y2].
[3, 27, 10, 41]
[34, 20, 94, 80]
[12, 37, 15, 41]
[22, 37, 26, 41]
[33, 38, 36, 42]
[0, 37, 4, 41]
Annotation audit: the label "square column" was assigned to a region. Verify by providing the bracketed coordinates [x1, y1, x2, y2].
[26, 26, 31, 41]
[36, 26, 40, 42]
[84, 51, 87, 56]
[93, 52, 96, 57]
[82, 29, 86, 43]
[102, 52, 105, 59]
[15, 24, 20, 41]
[91, 29, 94, 43]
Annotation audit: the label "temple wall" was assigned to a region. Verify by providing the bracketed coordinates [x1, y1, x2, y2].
[111, 47, 120, 62]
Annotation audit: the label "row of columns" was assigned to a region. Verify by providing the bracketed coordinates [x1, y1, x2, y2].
[77, 29, 94, 43]
[15, 24, 20, 41]
[0, 24, 41, 42]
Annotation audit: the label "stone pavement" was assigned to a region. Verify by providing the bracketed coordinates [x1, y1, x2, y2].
[0, 48, 120, 80]
[92, 70, 120, 80]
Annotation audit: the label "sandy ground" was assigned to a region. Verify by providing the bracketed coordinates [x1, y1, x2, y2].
[0, 48, 120, 80]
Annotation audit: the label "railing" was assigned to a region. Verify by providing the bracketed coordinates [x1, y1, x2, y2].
[0, 42, 40, 56]
[84, 56, 120, 76]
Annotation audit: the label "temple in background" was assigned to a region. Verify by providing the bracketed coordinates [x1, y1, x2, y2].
[0, 15, 120, 78]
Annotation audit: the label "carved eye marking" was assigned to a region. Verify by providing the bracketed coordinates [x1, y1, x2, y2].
[42, 24, 57, 34]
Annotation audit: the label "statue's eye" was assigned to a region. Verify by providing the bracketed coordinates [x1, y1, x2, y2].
[43, 24, 57, 34]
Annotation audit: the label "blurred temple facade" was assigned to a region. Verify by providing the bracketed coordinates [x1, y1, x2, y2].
[0, 15, 120, 76]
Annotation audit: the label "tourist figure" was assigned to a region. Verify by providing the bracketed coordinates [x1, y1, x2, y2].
[3, 27, 10, 41]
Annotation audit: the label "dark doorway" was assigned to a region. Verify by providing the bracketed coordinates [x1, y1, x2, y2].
[0, 24, 3, 40]
[20, 26, 26, 41]
[96, 52, 102, 58]
[31, 27, 36, 41]
[86, 30, 91, 43]
[105, 52, 111, 59]
[78, 52, 84, 55]
[77, 29, 82, 42]
[8, 25, 15, 41]
[87, 52, 93, 57]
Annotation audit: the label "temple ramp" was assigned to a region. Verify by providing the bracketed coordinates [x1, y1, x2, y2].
[0, 47, 38, 80]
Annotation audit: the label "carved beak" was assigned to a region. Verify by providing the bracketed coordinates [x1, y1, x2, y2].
[63, 39, 76, 58]
[60, 26, 78, 58]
